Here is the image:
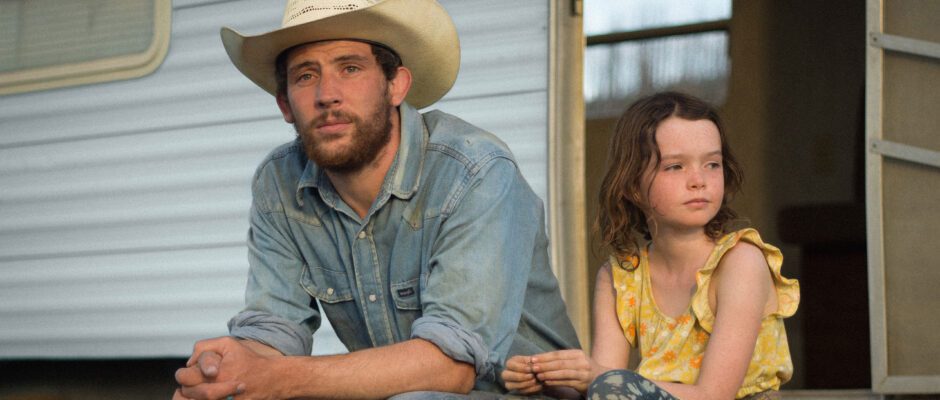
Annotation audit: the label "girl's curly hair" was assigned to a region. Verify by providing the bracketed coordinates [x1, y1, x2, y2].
[595, 92, 743, 259]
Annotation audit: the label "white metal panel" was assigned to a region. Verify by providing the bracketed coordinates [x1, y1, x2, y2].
[0, 0, 550, 358]
[435, 91, 548, 201]
[439, 0, 549, 100]
[438, 0, 550, 201]
[0, 0, 299, 359]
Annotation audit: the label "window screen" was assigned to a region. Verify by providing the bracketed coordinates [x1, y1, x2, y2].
[584, 0, 731, 118]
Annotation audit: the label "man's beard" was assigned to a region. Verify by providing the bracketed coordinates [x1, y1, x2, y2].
[294, 98, 393, 174]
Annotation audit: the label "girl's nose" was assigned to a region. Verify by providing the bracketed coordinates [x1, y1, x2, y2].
[688, 169, 706, 189]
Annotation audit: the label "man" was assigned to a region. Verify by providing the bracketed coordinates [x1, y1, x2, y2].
[173, 0, 579, 398]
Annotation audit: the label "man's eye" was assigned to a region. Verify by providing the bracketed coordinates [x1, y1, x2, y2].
[294, 72, 321, 85]
[344, 66, 360, 73]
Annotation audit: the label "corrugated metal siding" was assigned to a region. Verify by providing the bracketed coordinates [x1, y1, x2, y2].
[0, 0, 549, 358]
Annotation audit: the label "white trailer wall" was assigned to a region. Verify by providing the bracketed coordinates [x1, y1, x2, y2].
[0, 0, 551, 358]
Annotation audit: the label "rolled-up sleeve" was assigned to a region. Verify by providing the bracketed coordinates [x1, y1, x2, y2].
[411, 156, 544, 383]
[229, 310, 313, 356]
[411, 316, 491, 374]
[228, 169, 320, 356]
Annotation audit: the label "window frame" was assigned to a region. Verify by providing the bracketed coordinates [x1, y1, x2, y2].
[0, 0, 171, 96]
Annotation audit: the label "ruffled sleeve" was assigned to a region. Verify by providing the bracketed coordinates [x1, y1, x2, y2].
[691, 228, 801, 333]
[610, 253, 642, 347]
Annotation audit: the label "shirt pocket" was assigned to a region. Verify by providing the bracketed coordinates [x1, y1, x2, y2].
[390, 278, 421, 311]
[300, 264, 354, 304]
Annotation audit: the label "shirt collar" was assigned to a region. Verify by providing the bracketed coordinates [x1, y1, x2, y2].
[385, 102, 425, 199]
[294, 102, 426, 207]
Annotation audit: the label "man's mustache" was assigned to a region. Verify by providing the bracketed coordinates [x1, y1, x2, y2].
[310, 110, 357, 129]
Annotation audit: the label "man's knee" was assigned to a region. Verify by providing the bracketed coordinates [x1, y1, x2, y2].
[388, 391, 470, 400]
[388, 390, 504, 400]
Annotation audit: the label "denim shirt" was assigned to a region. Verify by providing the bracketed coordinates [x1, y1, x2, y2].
[228, 103, 580, 391]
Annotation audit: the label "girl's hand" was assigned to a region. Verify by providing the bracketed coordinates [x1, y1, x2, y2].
[530, 349, 605, 394]
[501, 355, 543, 394]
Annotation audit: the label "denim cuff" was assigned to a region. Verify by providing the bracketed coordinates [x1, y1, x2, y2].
[228, 310, 313, 356]
[410, 316, 494, 382]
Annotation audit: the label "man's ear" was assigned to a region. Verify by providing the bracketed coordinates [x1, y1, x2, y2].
[388, 66, 412, 107]
[276, 93, 295, 124]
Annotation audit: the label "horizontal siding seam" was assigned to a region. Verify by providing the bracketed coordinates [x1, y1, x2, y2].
[0, 115, 283, 150]
[0, 241, 246, 263]
[434, 88, 546, 104]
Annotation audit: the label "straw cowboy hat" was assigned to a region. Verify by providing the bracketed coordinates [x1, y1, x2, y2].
[220, 0, 460, 109]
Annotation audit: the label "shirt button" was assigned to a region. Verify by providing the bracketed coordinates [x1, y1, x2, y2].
[368, 294, 377, 302]
[327, 288, 334, 295]
[358, 231, 366, 239]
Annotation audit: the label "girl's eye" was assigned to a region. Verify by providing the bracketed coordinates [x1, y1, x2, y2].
[706, 162, 722, 169]
[664, 164, 681, 171]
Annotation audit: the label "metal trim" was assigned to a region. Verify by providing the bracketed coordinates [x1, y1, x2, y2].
[870, 32, 940, 60]
[870, 139, 940, 169]
[548, 0, 591, 345]
[587, 19, 729, 46]
[868, 0, 940, 394]
[879, 376, 940, 393]
[865, 0, 888, 393]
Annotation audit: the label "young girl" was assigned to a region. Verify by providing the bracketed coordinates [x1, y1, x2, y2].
[502, 92, 799, 400]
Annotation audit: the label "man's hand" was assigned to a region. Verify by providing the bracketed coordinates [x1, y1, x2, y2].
[173, 349, 243, 400]
[174, 337, 275, 400]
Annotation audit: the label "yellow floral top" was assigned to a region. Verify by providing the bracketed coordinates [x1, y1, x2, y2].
[610, 228, 800, 399]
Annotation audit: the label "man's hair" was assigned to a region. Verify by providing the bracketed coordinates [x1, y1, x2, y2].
[274, 41, 403, 97]
[595, 91, 744, 259]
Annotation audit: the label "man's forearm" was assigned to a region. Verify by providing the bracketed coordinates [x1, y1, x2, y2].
[269, 338, 475, 399]
[239, 338, 284, 357]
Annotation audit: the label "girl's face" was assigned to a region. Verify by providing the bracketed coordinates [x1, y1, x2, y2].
[641, 116, 725, 235]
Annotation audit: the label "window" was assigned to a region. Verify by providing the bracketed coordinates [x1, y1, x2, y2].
[584, 0, 731, 118]
[0, 0, 170, 95]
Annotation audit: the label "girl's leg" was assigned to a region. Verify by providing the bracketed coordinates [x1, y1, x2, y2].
[587, 370, 679, 400]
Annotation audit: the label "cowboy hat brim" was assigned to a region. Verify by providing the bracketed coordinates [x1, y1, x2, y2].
[220, 0, 459, 109]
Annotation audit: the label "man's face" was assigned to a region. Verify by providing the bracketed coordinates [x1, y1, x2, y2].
[278, 40, 397, 173]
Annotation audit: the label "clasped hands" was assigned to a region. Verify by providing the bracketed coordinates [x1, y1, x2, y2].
[173, 336, 275, 400]
[174, 339, 600, 398]
[501, 349, 605, 396]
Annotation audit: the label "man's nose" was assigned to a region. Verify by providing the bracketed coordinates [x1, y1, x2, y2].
[315, 73, 341, 108]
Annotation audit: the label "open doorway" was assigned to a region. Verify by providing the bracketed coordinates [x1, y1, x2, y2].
[582, 0, 869, 391]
